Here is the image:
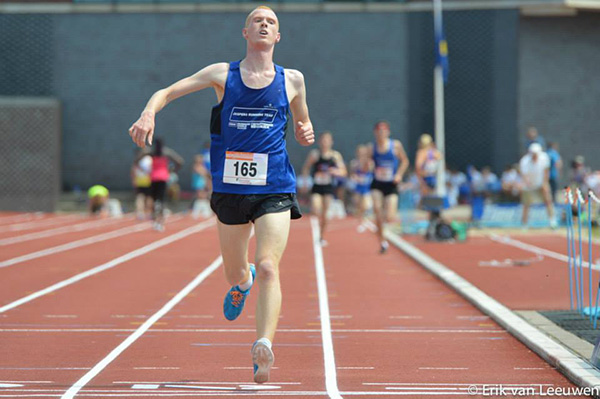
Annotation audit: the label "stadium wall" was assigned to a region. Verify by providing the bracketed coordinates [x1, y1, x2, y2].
[3, 10, 596, 192]
[518, 12, 600, 176]
[1, 12, 410, 191]
[0, 97, 61, 212]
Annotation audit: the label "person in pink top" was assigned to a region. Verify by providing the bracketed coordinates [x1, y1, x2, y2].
[148, 138, 184, 231]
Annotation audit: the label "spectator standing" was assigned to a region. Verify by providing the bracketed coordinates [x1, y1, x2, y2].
[519, 143, 556, 228]
[570, 155, 590, 192]
[546, 142, 563, 203]
[525, 126, 546, 151]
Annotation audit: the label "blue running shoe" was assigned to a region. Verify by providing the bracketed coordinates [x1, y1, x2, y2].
[223, 264, 255, 321]
[252, 341, 274, 384]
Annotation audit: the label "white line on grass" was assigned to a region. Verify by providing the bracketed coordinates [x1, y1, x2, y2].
[0, 215, 184, 268]
[60, 254, 223, 399]
[0, 218, 214, 314]
[309, 216, 343, 399]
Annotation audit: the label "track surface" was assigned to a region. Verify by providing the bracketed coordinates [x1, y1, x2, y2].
[405, 231, 599, 311]
[0, 213, 589, 398]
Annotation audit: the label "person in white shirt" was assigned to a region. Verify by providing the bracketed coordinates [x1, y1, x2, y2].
[519, 143, 556, 227]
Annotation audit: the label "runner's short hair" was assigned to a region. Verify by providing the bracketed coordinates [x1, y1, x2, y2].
[374, 120, 390, 130]
[245, 6, 277, 27]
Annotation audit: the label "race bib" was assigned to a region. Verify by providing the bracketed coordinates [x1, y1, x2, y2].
[223, 151, 268, 186]
[375, 166, 394, 182]
[354, 174, 368, 185]
[314, 171, 332, 185]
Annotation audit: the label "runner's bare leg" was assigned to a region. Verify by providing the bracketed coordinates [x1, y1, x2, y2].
[253, 211, 291, 341]
[217, 221, 253, 287]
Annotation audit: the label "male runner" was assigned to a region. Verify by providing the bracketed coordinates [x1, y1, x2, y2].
[368, 121, 409, 253]
[128, 6, 314, 383]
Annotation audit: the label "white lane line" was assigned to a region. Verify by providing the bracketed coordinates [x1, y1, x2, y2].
[386, 387, 463, 390]
[113, 381, 302, 385]
[133, 367, 180, 370]
[0, 214, 82, 233]
[385, 232, 600, 392]
[0, 368, 88, 370]
[0, 215, 135, 246]
[309, 216, 343, 399]
[337, 367, 374, 370]
[489, 234, 600, 271]
[0, 328, 507, 333]
[60, 254, 223, 399]
[0, 391, 498, 397]
[0, 215, 184, 268]
[0, 213, 43, 225]
[164, 385, 236, 391]
[0, 393, 336, 397]
[223, 367, 280, 370]
[132, 384, 160, 389]
[364, 383, 553, 386]
[0, 218, 215, 314]
[514, 367, 548, 370]
[418, 367, 469, 370]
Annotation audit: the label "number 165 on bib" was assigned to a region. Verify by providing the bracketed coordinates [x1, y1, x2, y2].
[223, 151, 268, 186]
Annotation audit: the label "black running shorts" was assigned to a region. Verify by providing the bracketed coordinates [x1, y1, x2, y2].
[370, 180, 398, 197]
[311, 184, 335, 196]
[210, 192, 302, 225]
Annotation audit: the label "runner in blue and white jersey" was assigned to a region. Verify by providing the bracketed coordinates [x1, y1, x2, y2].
[367, 121, 409, 253]
[128, 6, 314, 383]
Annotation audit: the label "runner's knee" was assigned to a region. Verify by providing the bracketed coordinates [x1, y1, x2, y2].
[256, 258, 279, 283]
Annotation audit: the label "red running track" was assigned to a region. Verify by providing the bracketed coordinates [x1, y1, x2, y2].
[0, 214, 588, 398]
[405, 232, 599, 311]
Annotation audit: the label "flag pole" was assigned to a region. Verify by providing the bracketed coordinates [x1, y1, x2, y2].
[433, 0, 447, 197]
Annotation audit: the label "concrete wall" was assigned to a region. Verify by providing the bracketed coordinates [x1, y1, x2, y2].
[518, 12, 600, 175]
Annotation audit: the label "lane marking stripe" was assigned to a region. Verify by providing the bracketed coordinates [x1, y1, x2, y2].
[0, 328, 507, 333]
[0, 215, 81, 233]
[0, 215, 184, 268]
[0, 219, 214, 314]
[384, 231, 600, 391]
[489, 234, 600, 271]
[309, 216, 343, 399]
[0, 215, 135, 246]
[60, 254, 223, 399]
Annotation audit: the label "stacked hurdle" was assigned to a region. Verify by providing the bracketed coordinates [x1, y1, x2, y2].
[565, 187, 600, 327]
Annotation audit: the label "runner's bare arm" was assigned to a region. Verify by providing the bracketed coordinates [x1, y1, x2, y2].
[415, 149, 426, 177]
[286, 69, 314, 147]
[301, 150, 318, 178]
[333, 151, 348, 177]
[394, 140, 410, 183]
[128, 63, 229, 148]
